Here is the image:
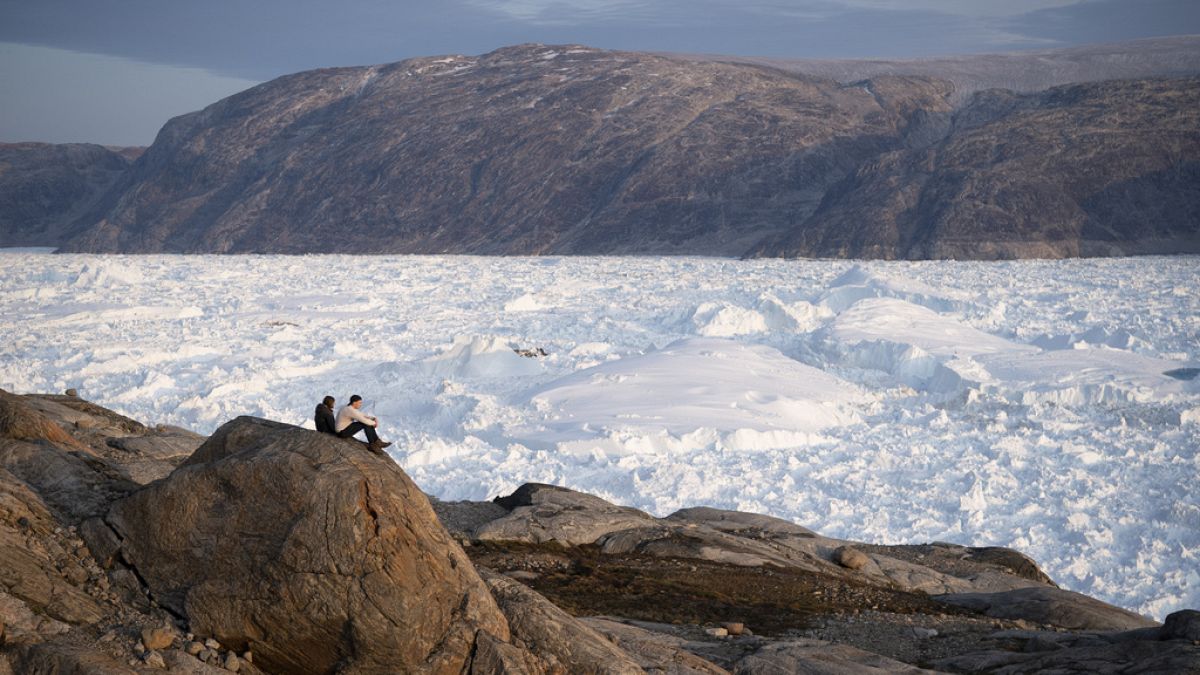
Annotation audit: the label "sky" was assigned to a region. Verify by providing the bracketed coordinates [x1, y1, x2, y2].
[1, 0, 1198, 146]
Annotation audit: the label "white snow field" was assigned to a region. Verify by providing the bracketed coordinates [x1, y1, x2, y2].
[2, 252, 1197, 619]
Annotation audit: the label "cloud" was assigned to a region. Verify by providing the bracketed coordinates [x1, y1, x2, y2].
[466, 0, 1095, 24]
[834, 0, 1093, 19]
[463, 0, 661, 23]
[464, 0, 864, 25]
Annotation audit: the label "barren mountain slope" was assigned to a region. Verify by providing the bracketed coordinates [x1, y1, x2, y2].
[0, 143, 131, 248]
[683, 35, 1200, 102]
[62, 44, 954, 255]
[751, 77, 1200, 259]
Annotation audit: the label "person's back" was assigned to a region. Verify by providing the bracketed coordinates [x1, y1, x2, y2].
[314, 396, 337, 434]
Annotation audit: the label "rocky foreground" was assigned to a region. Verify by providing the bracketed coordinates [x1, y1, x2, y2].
[1, 388, 1197, 674]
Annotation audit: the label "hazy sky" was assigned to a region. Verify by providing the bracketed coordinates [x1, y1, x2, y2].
[1, 0, 1197, 146]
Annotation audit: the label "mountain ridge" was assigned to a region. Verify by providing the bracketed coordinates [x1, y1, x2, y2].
[673, 34, 1200, 103]
[2, 40, 1196, 259]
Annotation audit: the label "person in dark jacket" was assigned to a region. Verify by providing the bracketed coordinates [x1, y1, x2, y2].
[314, 396, 337, 434]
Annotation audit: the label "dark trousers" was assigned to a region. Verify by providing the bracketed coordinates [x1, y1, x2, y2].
[338, 422, 379, 443]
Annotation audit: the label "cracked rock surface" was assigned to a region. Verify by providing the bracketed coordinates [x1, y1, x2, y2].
[106, 416, 510, 674]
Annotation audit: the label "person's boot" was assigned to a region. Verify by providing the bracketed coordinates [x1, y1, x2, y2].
[368, 439, 393, 454]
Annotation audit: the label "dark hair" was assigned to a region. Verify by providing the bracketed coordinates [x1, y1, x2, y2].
[322, 396, 335, 407]
[349, 394, 363, 404]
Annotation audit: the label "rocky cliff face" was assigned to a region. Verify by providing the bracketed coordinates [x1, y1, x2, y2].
[20, 43, 1200, 259]
[61, 44, 957, 255]
[0, 143, 131, 248]
[751, 77, 1200, 259]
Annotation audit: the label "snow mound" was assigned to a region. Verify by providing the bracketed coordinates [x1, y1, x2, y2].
[830, 298, 1032, 358]
[504, 293, 546, 312]
[757, 294, 830, 332]
[72, 261, 144, 288]
[979, 348, 1198, 406]
[837, 341, 970, 394]
[690, 296, 828, 336]
[823, 298, 1195, 406]
[691, 302, 768, 336]
[421, 336, 543, 378]
[820, 264, 971, 313]
[523, 337, 867, 439]
[1032, 326, 1148, 352]
[821, 297, 1032, 393]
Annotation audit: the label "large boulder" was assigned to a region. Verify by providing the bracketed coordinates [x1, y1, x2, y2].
[931, 626, 1200, 673]
[101, 430, 205, 484]
[1162, 610, 1200, 641]
[8, 638, 139, 674]
[0, 390, 138, 522]
[106, 416, 511, 674]
[580, 617, 730, 674]
[480, 569, 645, 674]
[935, 586, 1158, 631]
[476, 483, 658, 545]
[0, 390, 83, 450]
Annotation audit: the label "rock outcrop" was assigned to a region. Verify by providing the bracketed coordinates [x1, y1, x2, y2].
[579, 618, 729, 675]
[936, 586, 1159, 631]
[0, 389, 135, 523]
[463, 483, 1046, 599]
[476, 482, 659, 545]
[460, 484, 1200, 672]
[734, 639, 936, 674]
[0, 390, 201, 671]
[105, 416, 511, 674]
[0, 143, 131, 249]
[480, 568, 645, 674]
[2, 393, 1197, 674]
[931, 615, 1200, 674]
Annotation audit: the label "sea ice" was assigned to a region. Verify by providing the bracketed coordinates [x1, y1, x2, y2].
[0, 252, 1196, 620]
[520, 337, 866, 440]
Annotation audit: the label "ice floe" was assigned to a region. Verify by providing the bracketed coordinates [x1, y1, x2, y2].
[1, 252, 1196, 620]
[521, 337, 866, 441]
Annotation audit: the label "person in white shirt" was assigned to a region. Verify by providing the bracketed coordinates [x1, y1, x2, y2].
[336, 394, 392, 453]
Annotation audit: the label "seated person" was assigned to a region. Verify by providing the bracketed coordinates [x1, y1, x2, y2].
[314, 395, 337, 434]
[336, 394, 393, 453]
